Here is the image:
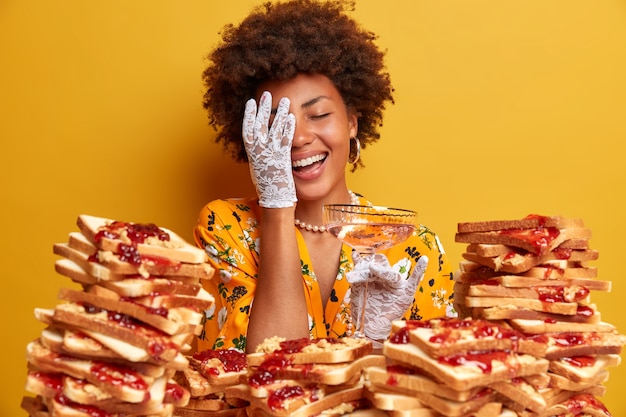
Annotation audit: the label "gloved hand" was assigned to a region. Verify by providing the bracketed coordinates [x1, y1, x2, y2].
[242, 91, 297, 208]
[347, 252, 428, 341]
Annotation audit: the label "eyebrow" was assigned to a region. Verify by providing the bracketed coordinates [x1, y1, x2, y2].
[271, 95, 330, 114]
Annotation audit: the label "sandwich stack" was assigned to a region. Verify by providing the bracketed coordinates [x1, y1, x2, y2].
[365, 317, 551, 417]
[227, 336, 384, 416]
[172, 348, 249, 416]
[21, 214, 215, 417]
[453, 214, 625, 416]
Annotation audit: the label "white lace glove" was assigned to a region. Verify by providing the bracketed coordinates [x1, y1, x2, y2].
[347, 252, 428, 341]
[243, 91, 297, 208]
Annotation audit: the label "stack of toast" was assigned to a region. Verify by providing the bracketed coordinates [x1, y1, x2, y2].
[453, 214, 625, 416]
[226, 337, 384, 416]
[365, 317, 550, 417]
[21, 214, 215, 417]
[173, 348, 250, 416]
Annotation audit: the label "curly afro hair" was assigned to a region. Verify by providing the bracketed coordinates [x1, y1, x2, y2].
[202, 0, 394, 169]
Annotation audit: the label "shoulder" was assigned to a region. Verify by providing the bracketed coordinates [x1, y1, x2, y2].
[199, 197, 259, 217]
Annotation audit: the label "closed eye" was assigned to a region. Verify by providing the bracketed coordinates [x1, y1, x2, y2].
[310, 113, 330, 120]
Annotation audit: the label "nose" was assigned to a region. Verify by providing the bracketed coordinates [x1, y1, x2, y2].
[290, 115, 313, 149]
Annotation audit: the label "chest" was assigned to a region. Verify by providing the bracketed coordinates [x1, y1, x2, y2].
[302, 234, 344, 305]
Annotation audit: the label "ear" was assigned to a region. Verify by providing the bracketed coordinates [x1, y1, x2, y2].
[348, 111, 359, 138]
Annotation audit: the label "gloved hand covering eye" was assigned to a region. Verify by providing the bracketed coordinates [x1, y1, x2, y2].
[242, 91, 297, 208]
[347, 252, 428, 341]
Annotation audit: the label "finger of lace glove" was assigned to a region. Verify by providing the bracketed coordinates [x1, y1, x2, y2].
[351, 256, 429, 341]
[243, 91, 297, 208]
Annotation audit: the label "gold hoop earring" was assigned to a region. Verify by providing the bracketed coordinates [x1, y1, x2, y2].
[348, 137, 360, 165]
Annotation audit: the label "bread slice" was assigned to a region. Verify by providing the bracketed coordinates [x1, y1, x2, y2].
[77, 214, 208, 264]
[401, 317, 546, 358]
[456, 226, 592, 256]
[455, 275, 611, 292]
[248, 337, 373, 366]
[549, 370, 609, 391]
[489, 377, 546, 413]
[462, 283, 591, 305]
[544, 332, 625, 360]
[382, 341, 549, 391]
[55, 258, 210, 298]
[463, 295, 578, 315]
[469, 305, 602, 324]
[462, 246, 598, 274]
[457, 216, 585, 233]
[249, 354, 384, 387]
[189, 348, 249, 386]
[508, 319, 616, 335]
[229, 382, 364, 417]
[366, 365, 484, 402]
[27, 339, 154, 403]
[548, 354, 621, 382]
[538, 393, 610, 417]
[63, 232, 214, 279]
[56, 286, 201, 336]
[48, 302, 189, 363]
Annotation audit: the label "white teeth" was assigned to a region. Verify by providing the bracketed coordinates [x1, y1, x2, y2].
[292, 154, 326, 168]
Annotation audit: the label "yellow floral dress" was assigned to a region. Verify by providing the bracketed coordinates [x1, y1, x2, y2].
[193, 193, 455, 352]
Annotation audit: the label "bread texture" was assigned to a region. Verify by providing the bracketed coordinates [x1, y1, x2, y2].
[451, 214, 625, 417]
[22, 214, 219, 417]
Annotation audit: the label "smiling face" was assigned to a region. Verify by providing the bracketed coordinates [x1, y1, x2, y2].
[257, 73, 358, 204]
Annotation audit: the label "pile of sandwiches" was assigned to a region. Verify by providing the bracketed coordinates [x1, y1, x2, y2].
[21, 214, 215, 417]
[452, 214, 625, 416]
[21, 213, 625, 417]
[223, 336, 383, 416]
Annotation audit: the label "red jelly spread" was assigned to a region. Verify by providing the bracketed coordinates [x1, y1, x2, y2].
[438, 350, 510, 373]
[267, 385, 307, 410]
[56, 395, 110, 417]
[95, 221, 170, 244]
[192, 349, 247, 375]
[500, 225, 560, 255]
[562, 355, 596, 367]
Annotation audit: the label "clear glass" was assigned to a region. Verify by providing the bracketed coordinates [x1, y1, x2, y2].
[322, 204, 417, 338]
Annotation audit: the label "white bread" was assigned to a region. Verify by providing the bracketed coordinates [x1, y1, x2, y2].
[55, 258, 210, 298]
[230, 382, 364, 417]
[57, 286, 202, 336]
[48, 302, 190, 363]
[544, 332, 625, 360]
[64, 232, 214, 279]
[454, 270, 611, 293]
[460, 283, 591, 305]
[362, 383, 425, 411]
[549, 370, 609, 391]
[382, 341, 549, 391]
[27, 339, 154, 403]
[77, 214, 208, 264]
[455, 226, 592, 256]
[365, 381, 498, 417]
[401, 317, 547, 358]
[366, 365, 484, 402]
[462, 246, 598, 274]
[508, 319, 616, 335]
[548, 354, 621, 382]
[462, 295, 578, 315]
[469, 305, 602, 324]
[489, 377, 546, 413]
[248, 337, 373, 366]
[249, 354, 384, 387]
[538, 392, 609, 417]
[189, 348, 249, 386]
[457, 216, 585, 233]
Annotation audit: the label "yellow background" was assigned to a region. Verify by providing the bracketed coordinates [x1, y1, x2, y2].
[1, 1, 625, 415]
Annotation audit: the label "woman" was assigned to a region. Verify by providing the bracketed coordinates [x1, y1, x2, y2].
[194, 0, 455, 353]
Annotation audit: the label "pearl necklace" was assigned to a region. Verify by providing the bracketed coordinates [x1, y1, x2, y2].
[294, 190, 360, 233]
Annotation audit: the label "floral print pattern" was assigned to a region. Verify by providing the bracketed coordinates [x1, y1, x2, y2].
[193, 195, 455, 352]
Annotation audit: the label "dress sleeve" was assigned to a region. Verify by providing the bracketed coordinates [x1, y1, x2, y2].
[193, 198, 260, 352]
[397, 225, 456, 321]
